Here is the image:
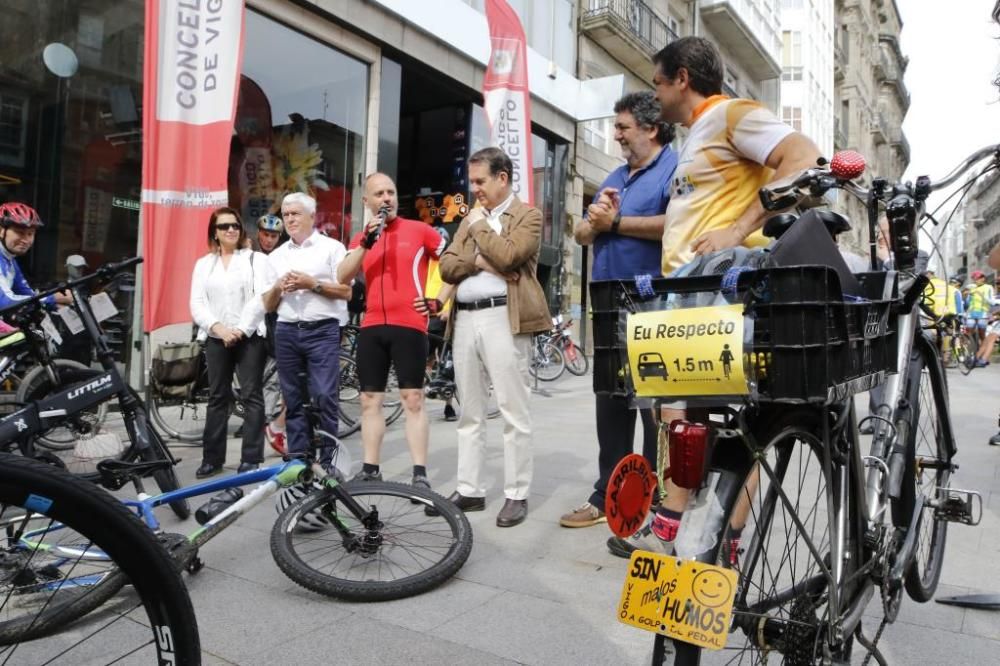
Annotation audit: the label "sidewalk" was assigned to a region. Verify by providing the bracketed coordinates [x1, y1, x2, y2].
[155, 366, 1000, 664]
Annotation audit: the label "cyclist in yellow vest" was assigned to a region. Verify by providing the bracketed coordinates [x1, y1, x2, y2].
[967, 270, 995, 347]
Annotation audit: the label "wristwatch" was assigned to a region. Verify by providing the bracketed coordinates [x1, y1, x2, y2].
[311, 282, 323, 295]
[610, 212, 622, 234]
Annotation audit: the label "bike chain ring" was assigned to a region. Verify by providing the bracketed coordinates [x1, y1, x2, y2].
[783, 596, 821, 666]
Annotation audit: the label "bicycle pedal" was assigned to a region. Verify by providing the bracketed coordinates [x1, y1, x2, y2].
[186, 556, 205, 575]
[934, 488, 982, 526]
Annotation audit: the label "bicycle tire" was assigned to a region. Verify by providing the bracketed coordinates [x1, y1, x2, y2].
[563, 342, 589, 376]
[530, 340, 565, 382]
[0, 454, 200, 662]
[336, 354, 362, 438]
[894, 340, 951, 602]
[270, 480, 473, 601]
[148, 386, 210, 442]
[15, 360, 109, 451]
[950, 333, 973, 370]
[383, 366, 404, 427]
[657, 407, 859, 665]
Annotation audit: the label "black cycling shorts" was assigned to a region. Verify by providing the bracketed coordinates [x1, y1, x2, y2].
[356, 325, 428, 392]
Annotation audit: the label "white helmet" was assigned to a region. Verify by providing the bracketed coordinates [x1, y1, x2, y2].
[274, 482, 329, 532]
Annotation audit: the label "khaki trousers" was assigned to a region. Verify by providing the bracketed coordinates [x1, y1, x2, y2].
[452, 305, 533, 500]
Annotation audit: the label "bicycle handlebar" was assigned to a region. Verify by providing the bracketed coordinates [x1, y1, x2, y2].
[0, 256, 143, 321]
[759, 143, 1000, 210]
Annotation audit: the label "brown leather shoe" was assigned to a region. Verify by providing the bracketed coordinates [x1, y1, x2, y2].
[448, 491, 486, 512]
[496, 499, 527, 527]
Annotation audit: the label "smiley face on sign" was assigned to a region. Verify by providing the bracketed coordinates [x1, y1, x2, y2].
[690, 569, 733, 609]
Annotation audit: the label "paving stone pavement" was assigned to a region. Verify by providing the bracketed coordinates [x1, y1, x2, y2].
[33, 364, 1000, 664]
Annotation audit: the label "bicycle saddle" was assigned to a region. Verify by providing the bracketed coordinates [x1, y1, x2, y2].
[763, 210, 852, 240]
[97, 458, 175, 490]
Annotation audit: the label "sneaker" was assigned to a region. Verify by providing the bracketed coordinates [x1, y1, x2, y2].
[267, 425, 286, 456]
[559, 502, 606, 528]
[443, 403, 458, 422]
[989, 432, 1000, 446]
[352, 470, 383, 482]
[411, 474, 431, 506]
[975, 359, 990, 368]
[607, 523, 672, 559]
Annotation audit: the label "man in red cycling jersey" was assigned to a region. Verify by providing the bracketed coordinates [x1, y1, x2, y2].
[337, 173, 445, 490]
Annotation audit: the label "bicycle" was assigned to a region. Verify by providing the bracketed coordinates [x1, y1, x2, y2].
[425, 332, 500, 419]
[528, 333, 566, 382]
[0, 325, 108, 452]
[147, 349, 283, 442]
[551, 314, 589, 376]
[16, 379, 474, 637]
[0, 453, 200, 662]
[596, 146, 993, 664]
[0, 258, 191, 519]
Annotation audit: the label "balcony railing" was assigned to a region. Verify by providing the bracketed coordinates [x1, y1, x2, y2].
[581, 0, 678, 56]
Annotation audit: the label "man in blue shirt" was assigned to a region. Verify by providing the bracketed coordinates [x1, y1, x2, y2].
[560, 91, 677, 529]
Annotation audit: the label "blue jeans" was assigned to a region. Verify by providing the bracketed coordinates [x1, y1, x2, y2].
[274, 320, 340, 464]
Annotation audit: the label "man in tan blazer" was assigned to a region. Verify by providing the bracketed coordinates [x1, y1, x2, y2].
[437, 146, 551, 527]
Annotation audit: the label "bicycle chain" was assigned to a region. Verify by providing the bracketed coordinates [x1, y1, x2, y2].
[860, 615, 889, 666]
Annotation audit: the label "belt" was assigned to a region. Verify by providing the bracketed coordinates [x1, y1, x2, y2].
[278, 317, 338, 330]
[455, 296, 507, 311]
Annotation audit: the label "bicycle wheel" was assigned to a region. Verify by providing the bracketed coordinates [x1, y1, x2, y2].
[336, 354, 362, 437]
[894, 341, 951, 602]
[383, 365, 404, 427]
[0, 454, 200, 662]
[563, 342, 589, 376]
[950, 333, 973, 370]
[530, 340, 565, 382]
[270, 480, 473, 601]
[668, 407, 859, 665]
[148, 386, 210, 442]
[15, 360, 109, 451]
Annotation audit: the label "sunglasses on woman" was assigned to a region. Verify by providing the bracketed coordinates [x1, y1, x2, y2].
[216, 223, 242, 231]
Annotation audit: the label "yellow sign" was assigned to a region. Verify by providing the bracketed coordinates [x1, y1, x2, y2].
[617, 551, 738, 651]
[625, 304, 748, 397]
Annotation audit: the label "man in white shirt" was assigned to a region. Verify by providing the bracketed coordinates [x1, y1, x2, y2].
[262, 193, 351, 468]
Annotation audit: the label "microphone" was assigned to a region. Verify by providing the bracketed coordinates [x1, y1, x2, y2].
[363, 204, 391, 248]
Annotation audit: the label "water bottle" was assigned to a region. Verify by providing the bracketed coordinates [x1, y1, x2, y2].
[195, 487, 244, 525]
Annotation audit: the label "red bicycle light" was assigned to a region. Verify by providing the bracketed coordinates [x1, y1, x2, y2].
[830, 151, 866, 180]
[668, 420, 711, 490]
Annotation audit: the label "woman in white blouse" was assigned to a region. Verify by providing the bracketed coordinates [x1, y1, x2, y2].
[189, 207, 269, 477]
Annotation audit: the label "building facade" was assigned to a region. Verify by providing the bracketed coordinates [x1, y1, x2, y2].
[833, 0, 910, 252]
[962, 172, 1000, 278]
[780, 0, 835, 157]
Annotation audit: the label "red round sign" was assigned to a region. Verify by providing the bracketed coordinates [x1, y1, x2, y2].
[605, 454, 657, 538]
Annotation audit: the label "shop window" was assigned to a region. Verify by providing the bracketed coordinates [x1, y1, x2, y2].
[231, 10, 368, 244]
[0, 93, 28, 167]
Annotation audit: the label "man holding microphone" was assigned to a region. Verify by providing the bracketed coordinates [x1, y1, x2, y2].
[338, 173, 446, 489]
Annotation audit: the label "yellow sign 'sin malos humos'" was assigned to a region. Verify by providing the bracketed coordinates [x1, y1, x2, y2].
[625, 304, 748, 398]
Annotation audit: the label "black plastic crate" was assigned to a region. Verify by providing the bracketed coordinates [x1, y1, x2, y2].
[590, 266, 897, 403]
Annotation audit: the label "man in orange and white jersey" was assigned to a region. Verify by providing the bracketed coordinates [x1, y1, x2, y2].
[607, 36, 823, 558]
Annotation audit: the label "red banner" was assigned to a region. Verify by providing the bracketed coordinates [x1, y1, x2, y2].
[141, 0, 246, 332]
[483, 0, 534, 206]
